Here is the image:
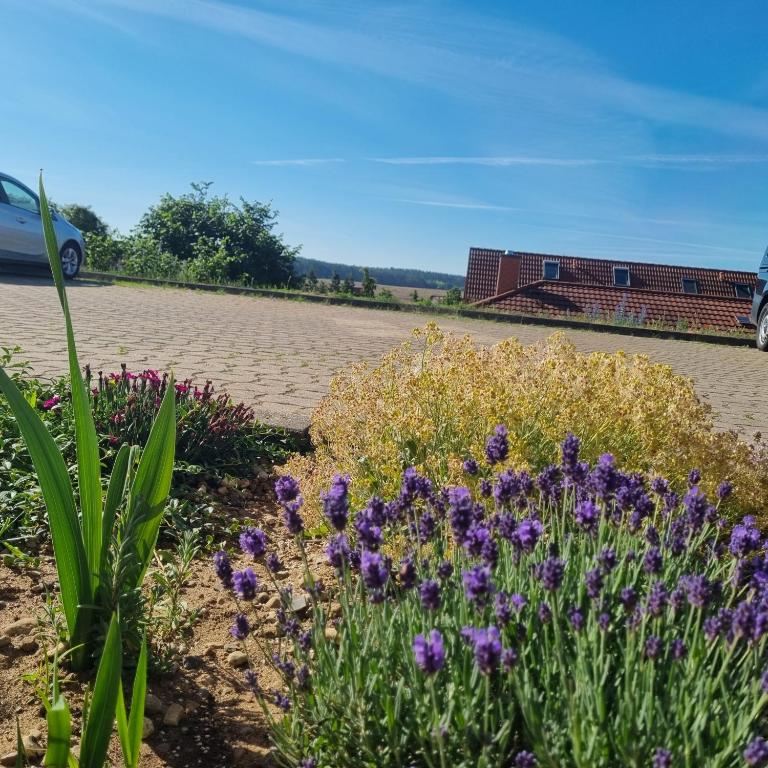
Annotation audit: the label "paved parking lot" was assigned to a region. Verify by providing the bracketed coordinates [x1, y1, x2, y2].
[1, 275, 765, 437]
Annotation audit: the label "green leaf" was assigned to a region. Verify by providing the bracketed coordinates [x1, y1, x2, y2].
[15, 718, 25, 768]
[79, 613, 122, 768]
[40, 177, 103, 597]
[100, 443, 132, 580]
[126, 381, 176, 586]
[116, 637, 147, 768]
[0, 367, 90, 651]
[44, 693, 72, 767]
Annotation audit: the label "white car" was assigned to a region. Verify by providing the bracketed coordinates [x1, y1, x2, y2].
[0, 172, 85, 279]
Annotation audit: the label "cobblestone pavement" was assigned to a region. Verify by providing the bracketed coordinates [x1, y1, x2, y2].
[1, 275, 765, 437]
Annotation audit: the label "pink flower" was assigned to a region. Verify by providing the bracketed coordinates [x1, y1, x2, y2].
[42, 395, 61, 410]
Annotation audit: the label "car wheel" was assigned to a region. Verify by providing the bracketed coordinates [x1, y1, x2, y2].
[60, 244, 81, 280]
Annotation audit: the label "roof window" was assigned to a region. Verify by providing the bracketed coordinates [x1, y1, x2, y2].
[681, 278, 699, 295]
[543, 260, 560, 280]
[613, 267, 630, 287]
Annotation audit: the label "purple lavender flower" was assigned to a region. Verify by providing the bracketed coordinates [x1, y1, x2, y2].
[650, 477, 670, 496]
[479, 479, 493, 498]
[299, 758, 318, 768]
[716, 480, 733, 501]
[448, 486, 475, 539]
[399, 555, 417, 589]
[496, 512, 517, 542]
[671, 638, 687, 661]
[462, 626, 502, 674]
[401, 467, 433, 502]
[536, 464, 562, 502]
[645, 525, 660, 546]
[744, 737, 768, 767]
[233, 568, 258, 600]
[731, 516, 762, 557]
[598, 612, 610, 631]
[568, 605, 585, 632]
[510, 593, 527, 613]
[326, 534, 351, 571]
[244, 669, 259, 694]
[361, 550, 389, 592]
[680, 574, 716, 609]
[266, 552, 283, 573]
[230, 613, 249, 640]
[437, 561, 454, 580]
[412, 629, 445, 675]
[683, 486, 708, 532]
[561, 433, 581, 473]
[538, 602, 552, 623]
[213, 550, 233, 588]
[275, 475, 300, 503]
[589, 453, 619, 500]
[282, 501, 305, 535]
[619, 587, 638, 612]
[645, 635, 663, 661]
[273, 691, 291, 711]
[239, 527, 268, 558]
[502, 647, 518, 671]
[598, 547, 618, 573]
[652, 748, 673, 768]
[761, 669, 768, 694]
[463, 524, 492, 557]
[297, 664, 310, 689]
[494, 592, 512, 625]
[647, 581, 668, 617]
[585, 568, 603, 600]
[299, 630, 312, 652]
[688, 468, 701, 486]
[536, 557, 565, 592]
[417, 512, 437, 542]
[321, 474, 351, 531]
[462, 458, 479, 475]
[463, 565, 493, 606]
[354, 509, 384, 550]
[514, 750, 536, 767]
[574, 499, 600, 535]
[643, 546, 663, 575]
[419, 580, 441, 611]
[485, 425, 509, 465]
[512, 517, 544, 554]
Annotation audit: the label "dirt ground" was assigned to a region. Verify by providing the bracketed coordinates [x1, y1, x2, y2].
[0, 483, 331, 768]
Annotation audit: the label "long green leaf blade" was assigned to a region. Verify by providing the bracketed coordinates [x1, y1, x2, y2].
[116, 637, 147, 768]
[0, 367, 89, 645]
[101, 442, 131, 579]
[128, 381, 176, 585]
[44, 693, 72, 767]
[79, 613, 122, 768]
[39, 176, 103, 595]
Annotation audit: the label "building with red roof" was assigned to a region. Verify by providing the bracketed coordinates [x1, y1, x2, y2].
[464, 248, 757, 331]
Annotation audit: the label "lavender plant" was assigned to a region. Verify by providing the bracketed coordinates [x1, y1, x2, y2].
[218, 431, 768, 768]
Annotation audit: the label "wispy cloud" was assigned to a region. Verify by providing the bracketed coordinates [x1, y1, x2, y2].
[376, 154, 768, 168]
[48, 0, 768, 143]
[393, 198, 524, 211]
[376, 156, 605, 167]
[250, 158, 345, 166]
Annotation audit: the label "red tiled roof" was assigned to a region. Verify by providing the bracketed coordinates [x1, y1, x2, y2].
[474, 281, 753, 331]
[465, 247, 758, 303]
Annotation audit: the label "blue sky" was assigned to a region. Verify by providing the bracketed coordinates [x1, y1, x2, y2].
[3, 0, 767, 274]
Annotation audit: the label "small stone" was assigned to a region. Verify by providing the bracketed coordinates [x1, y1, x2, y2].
[183, 655, 202, 670]
[142, 717, 155, 740]
[256, 593, 270, 605]
[163, 703, 185, 726]
[324, 626, 338, 642]
[21, 734, 44, 758]
[290, 595, 308, 614]
[0, 752, 17, 766]
[227, 651, 249, 668]
[265, 594, 280, 609]
[4, 617, 36, 637]
[330, 602, 342, 618]
[260, 625, 280, 639]
[19, 638, 39, 654]
[0, 635, 11, 649]
[203, 644, 220, 658]
[145, 693, 164, 715]
[47, 641, 68, 661]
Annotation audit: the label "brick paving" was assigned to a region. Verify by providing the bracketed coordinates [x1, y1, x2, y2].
[1, 275, 765, 437]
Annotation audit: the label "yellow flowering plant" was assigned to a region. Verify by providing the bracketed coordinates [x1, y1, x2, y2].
[287, 324, 768, 527]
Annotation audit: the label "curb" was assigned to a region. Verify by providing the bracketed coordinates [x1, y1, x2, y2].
[80, 271, 757, 349]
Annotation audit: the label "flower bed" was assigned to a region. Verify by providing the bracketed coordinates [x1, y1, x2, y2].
[220, 430, 768, 767]
[288, 325, 768, 529]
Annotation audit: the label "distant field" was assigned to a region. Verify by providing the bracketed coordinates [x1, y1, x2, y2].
[378, 284, 447, 301]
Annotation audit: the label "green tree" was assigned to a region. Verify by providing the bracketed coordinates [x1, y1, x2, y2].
[306, 269, 319, 291]
[361, 267, 376, 297]
[330, 271, 341, 293]
[57, 203, 109, 237]
[135, 182, 298, 285]
[441, 287, 463, 306]
[342, 277, 355, 294]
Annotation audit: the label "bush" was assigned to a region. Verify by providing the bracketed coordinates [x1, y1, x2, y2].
[119, 235, 182, 279]
[220, 434, 768, 766]
[83, 232, 124, 272]
[286, 325, 768, 527]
